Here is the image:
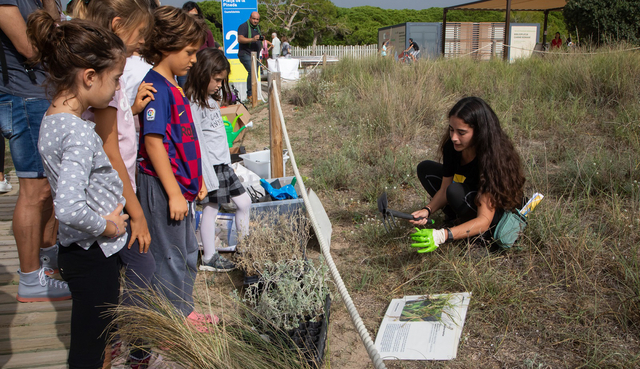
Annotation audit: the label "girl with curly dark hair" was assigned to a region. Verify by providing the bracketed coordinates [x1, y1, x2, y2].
[410, 96, 525, 247]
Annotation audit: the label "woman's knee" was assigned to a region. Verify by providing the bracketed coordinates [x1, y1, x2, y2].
[446, 182, 475, 216]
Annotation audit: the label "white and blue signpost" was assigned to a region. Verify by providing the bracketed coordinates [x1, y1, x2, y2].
[221, 0, 258, 98]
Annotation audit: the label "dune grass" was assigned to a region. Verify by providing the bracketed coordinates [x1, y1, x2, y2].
[287, 45, 640, 367]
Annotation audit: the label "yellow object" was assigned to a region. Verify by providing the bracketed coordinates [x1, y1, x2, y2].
[520, 192, 544, 217]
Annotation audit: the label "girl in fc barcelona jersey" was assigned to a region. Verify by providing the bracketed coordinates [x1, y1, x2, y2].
[410, 96, 525, 246]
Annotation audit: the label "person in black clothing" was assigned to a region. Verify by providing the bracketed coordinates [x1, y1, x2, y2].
[404, 38, 420, 62]
[237, 11, 262, 99]
[410, 97, 525, 247]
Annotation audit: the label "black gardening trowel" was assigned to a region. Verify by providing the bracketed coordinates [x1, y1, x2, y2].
[377, 192, 427, 232]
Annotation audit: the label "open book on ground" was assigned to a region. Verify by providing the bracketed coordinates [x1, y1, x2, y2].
[374, 292, 471, 360]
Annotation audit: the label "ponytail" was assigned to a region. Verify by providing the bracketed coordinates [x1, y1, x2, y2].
[27, 10, 126, 99]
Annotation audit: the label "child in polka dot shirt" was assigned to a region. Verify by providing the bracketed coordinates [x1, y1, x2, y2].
[28, 11, 129, 367]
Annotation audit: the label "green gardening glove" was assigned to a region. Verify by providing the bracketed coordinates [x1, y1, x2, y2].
[410, 228, 446, 253]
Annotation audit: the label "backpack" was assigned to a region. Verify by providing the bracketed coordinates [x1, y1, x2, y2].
[493, 210, 527, 249]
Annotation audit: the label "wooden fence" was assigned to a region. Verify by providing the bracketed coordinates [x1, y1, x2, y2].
[291, 45, 378, 58]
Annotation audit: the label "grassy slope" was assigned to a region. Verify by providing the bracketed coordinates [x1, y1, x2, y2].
[286, 46, 640, 368]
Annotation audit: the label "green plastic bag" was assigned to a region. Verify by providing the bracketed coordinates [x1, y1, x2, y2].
[494, 210, 527, 249]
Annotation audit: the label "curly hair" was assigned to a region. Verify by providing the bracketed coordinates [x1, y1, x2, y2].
[441, 97, 525, 211]
[184, 48, 231, 109]
[141, 6, 208, 65]
[26, 10, 125, 100]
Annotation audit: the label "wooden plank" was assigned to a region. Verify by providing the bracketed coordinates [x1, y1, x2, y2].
[0, 348, 68, 368]
[0, 273, 19, 285]
[0, 252, 18, 259]
[0, 300, 71, 315]
[0, 310, 71, 327]
[0, 322, 71, 341]
[0, 334, 70, 355]
[0, 258, 19, 267]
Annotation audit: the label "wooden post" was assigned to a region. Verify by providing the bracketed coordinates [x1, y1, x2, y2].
[503, 0, 512, 61]
[251, 51, 258, 107]
[441, 8, 448, 57]
[542, 10, 549, 50]
[269, 72, 283, 179]
[322, 53, 327, 68]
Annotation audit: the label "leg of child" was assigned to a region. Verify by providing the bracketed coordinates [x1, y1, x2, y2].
[139, 174, 198, 317]
[118, 223, 156, 307]
[231, 192, 251, 239]
[58, 243, 120, 369]
[199, 202, 219, 263]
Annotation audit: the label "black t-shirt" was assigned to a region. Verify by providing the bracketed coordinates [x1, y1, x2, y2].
[409, 41, 419, 51]
[442, 140, 479, 190]
[237, 21, 262, 57]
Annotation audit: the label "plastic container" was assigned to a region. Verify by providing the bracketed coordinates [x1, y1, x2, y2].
[239, 149, 289, 179]
[243, 177, 305, 220]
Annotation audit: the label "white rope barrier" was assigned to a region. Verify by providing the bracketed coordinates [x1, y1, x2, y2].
[451, 42, 493, 58]
[269, 81, 387, 369]
[504, 43, 640, 55]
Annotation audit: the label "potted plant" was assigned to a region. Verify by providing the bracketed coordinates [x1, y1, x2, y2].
[243, 258, 331, 368]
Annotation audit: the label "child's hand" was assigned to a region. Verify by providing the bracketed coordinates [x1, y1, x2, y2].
[129, 213, 151, 253]
[169, 193, 189, 221]
[102, 203, 129, 238]
[131, 82, 157, 115]
[197, 182, 208, 201]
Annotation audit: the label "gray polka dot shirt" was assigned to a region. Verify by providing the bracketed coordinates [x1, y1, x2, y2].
[39, 113, 127, 257]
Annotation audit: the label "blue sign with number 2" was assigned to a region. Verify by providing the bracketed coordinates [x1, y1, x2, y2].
[221, 0, 258, 60]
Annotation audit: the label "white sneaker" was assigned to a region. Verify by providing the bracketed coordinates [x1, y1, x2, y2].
[16, 267, 71, 302]
[0, 178, 12, 193]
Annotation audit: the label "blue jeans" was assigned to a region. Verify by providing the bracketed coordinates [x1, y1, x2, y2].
[0, 94, 49, 178]
[238, 53, 254, 97]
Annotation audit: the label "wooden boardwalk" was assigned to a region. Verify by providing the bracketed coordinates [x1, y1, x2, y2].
[0, 174, 70, 368]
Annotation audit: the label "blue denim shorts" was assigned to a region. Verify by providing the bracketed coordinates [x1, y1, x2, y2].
[0, 94, 49, 178]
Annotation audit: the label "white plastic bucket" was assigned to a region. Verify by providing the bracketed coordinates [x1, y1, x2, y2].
[239, 149, 289, 179]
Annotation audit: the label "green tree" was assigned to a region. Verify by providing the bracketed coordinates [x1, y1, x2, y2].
[198, 1, 223, 46]
[564, 0, 640, 44]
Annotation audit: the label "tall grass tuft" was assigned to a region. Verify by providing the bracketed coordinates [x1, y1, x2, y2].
[109, 286, 308, 369]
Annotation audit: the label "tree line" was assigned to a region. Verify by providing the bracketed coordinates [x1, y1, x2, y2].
[198, 0, 637, 48]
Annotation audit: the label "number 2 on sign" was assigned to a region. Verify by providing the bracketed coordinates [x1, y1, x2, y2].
[226, 30, 239, 55]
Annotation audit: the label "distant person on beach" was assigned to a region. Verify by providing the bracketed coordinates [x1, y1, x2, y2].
[237, 11, 263, 100]
[271, 32, 281, 58]
[281, 36, 291, 58]
[381, 40, 390, 57]
[551, 32, 562, 49]
[405, 38, 420, 62]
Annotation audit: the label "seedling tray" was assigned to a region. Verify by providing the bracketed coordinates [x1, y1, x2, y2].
[286, 295, 331, 368]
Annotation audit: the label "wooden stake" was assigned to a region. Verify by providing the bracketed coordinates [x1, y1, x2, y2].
[251, 51, 258, 107]
[269, 72, 283, 179]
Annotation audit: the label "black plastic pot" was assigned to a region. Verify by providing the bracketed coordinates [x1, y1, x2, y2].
[286, 295, 331, 368]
